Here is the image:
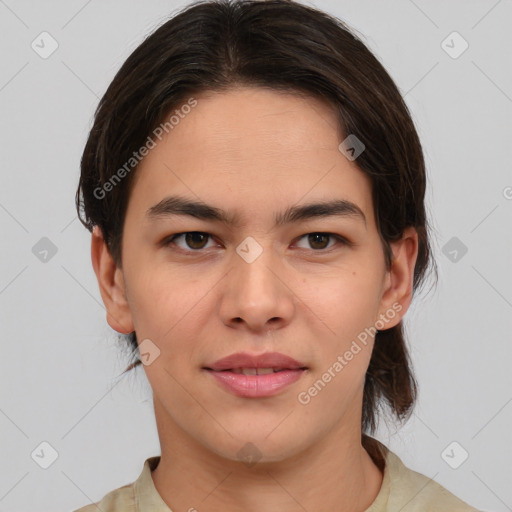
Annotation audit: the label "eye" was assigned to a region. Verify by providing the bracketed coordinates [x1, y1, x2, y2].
[164, 231, 217, 251]
[163, 231, 351, 253]
[294, 232, 350, 251]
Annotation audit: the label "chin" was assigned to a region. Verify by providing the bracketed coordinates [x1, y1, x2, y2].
[204, 430, 310, 467]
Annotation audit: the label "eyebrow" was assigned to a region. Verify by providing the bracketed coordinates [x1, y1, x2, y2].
[145, 195, 367, 229]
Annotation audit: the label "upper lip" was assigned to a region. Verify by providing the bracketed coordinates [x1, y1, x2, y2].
[204, 352, 307, 371]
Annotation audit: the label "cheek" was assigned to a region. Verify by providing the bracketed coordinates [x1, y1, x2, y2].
[303, 280, 378, 401]
[302, 269, 383, 340]
[124, 262, 186, 335]
[125, 262, 217, 363]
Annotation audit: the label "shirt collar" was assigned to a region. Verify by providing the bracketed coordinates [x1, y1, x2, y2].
[133, 456, 172, 511]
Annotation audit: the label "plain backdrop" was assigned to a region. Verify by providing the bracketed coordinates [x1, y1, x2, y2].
[0, 1, 511, 511]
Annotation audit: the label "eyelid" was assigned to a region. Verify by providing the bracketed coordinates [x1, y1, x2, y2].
[163, 231, 353, 252]
[162, 231, 219, 251]
[293, 233, 353, 250]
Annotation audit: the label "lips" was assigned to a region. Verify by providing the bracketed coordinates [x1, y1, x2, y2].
[203, 352, 308, 398]
[204, 352, 307, 372]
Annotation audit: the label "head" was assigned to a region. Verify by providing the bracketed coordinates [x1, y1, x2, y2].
[77, 0, 437, 466]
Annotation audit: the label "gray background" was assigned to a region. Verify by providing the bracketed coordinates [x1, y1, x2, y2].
[1, 0, 511, 511]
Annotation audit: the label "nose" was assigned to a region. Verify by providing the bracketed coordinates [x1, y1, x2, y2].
[218, 238, 295, 333]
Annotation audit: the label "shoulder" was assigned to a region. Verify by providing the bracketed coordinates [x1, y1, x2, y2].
[384, 448, 481, 511]
[73, 481, 136, 512]
[72, 456, 162, 512]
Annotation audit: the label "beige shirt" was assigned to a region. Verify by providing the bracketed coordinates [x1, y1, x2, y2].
[74, 442, 480, 511]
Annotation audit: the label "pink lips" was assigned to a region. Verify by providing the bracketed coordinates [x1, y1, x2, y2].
[203, 352, 307, 398]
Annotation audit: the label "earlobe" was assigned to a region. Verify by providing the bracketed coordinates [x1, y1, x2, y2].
[378, 227, 419, 328]
[91, 226, 135, 334]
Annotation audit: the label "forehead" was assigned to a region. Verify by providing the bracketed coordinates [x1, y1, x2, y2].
[173, 86, 340, 157]
[129, 86, 374, 228]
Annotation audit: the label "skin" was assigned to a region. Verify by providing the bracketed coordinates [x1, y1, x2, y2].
[91, 86, 418, 512]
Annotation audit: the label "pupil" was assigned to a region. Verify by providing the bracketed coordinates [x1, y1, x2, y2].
[186, 232, 207, 249]
[310, 233, 328, 249]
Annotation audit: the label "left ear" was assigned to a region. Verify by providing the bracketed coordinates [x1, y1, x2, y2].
[377, 226, 419, 329]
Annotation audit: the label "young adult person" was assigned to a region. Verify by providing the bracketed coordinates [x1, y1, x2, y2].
[74, 1, 480, 510]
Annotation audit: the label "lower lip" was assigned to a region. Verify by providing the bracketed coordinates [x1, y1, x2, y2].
[205, 369, 305, 398]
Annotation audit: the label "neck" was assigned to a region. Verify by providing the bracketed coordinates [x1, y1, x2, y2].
[150, 401, 383, 512]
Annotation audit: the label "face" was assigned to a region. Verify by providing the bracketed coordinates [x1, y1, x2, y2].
[93, 86, 417, 464]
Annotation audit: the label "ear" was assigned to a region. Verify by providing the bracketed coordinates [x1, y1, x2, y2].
[91, 226, 134, 334]
[377, 226, 419, 329]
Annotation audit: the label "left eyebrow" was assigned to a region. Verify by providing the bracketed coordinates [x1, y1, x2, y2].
[145, 195, 367, 230]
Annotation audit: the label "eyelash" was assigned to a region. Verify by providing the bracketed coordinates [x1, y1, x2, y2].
[162, 231, 352, 253]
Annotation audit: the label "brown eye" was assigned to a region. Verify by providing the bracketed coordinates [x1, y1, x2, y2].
[166, 232, 213, 251]
[185, 232, 209, 249]
[308, 233, 330, 250]
[295, 232, 348, 251]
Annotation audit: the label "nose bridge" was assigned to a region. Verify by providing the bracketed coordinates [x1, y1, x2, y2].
[221, 235, 293, 329]
[233, 234, 279, 298]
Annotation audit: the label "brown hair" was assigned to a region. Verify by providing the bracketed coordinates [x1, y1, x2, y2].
[76, 0, 438, 463]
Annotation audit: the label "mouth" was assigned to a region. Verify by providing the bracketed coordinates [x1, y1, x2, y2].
[202, 352, 308, 398]
[212, 367, 302, 375]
